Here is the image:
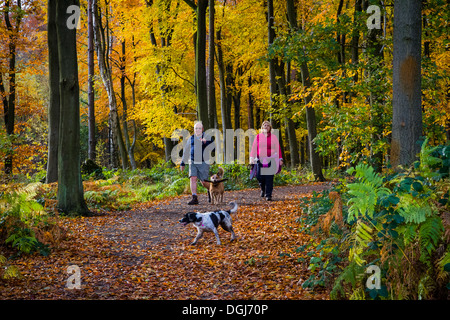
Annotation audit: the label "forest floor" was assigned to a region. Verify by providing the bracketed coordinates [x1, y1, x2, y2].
[0, 183, 332, 300]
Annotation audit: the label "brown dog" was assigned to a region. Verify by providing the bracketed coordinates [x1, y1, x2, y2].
[206, 167, 227, 204]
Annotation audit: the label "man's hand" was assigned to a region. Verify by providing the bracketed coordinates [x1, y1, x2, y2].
[180, 165, 185, 171]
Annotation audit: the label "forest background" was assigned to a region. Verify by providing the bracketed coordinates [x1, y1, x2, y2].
[0, 0, 450, 181]
[0, 0, 449, 300]
[0, 0, 448, 180]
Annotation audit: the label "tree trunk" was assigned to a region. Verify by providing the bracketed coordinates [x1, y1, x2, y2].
[446, 119, 450, 142]
[300, 62, 325, 181]
[232, 69, 242, 130]
[267, 0, 277, 114]
[87, 0, 96, 162]
[2, 0, 22, 176]
[285, 118, 299, 168]
[147, 0, 178, 163]
[364, 0, 385, 172]
[195, 0, 209, 129]
[225, 63, 233, 130]
[287, 0, 322, 177]
[351, 0, 362, 86]
[54, 0, 89, 215]
[247, 76, 254, 129]
[93, 0, 127, 169]
[120, 41, 137, 170]
[286, 75, 300, 167]
[216, 27, 228, 153]
[46, 0, 59, 183]
[283, 0, 301, 168]
[391, 0, 423, 167]
[207, 0, 217, 128]
[300, 135, 306, 165]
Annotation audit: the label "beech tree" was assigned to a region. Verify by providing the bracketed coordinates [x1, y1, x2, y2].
[93, 0, 127, 169]
[391, 0, 423, 167]
[285, 0, 324, 181]
[183, 0, 209, 129]
[46, 0, 59, 183]
[207, 0, 217, 129]
[50, 0, 89, 215]
[1, 0, 23, 176]
[87, 0, 96, 161]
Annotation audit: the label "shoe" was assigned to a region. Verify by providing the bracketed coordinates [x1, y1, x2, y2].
[188, 195, 199, 205]
[266, 196, 272, 201]
[260, 190, 265, 197]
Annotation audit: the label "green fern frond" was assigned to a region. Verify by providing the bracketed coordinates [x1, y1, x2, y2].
[349, 221, 374, 266]
[0, 255, 21, 280]
[419, 216, 443, 264]
[397, 224, 418, 245]
[436, 250, 450, 283]
[347, 183, 378, 221]
[330, 261, 366, 299]
[2, 265, 20, 279]
[349, 287, 366, 300]
[346, 164, 390, 222]
[347, 163, 385, 188]
[356, 220, 373, 243]
[16, 182, 42, 201]
[397, 194, 432, 224]
[419, 138, 442, 179]
[1, 182, 45, 221]
[438, 251, 450, 269]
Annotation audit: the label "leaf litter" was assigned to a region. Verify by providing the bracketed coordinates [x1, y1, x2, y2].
[0, 184, 331, 300]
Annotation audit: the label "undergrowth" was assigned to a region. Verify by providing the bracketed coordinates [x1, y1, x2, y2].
[0, 183, 64, 280]
[297, 139, 450, 299]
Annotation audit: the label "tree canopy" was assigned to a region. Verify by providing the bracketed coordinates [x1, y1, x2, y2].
[0, 0, 448, 178]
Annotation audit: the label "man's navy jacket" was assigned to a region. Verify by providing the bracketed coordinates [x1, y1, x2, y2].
[180, 132, 214, 166]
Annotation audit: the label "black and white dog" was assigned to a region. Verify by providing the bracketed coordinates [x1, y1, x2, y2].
[179, 202, 238, 245]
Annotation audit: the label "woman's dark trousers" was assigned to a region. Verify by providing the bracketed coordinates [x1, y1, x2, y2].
[257, 174, 274, 198]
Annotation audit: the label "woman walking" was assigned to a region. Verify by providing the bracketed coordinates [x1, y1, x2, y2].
[249, 121, 283, 201]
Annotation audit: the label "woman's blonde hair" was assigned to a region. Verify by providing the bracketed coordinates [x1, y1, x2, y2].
[261, 120, 272, 132]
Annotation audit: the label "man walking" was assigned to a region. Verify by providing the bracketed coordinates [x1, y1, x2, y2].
[180, 121, 213, 205]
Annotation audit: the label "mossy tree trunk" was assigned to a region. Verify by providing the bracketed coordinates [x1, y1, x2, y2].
[53, 0, 89, 216]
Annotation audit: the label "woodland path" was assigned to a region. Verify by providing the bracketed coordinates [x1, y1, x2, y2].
[99, 184, 332, 250]
[1, 183, 332, 300]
